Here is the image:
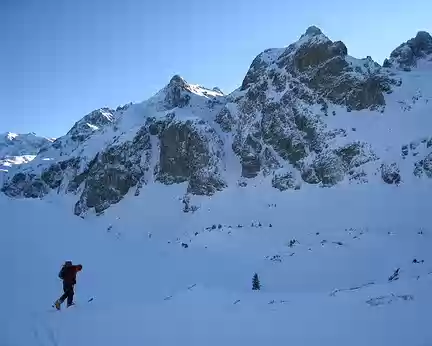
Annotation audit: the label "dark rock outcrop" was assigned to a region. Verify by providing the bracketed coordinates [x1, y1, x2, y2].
[384, 31, 432, 70]
[215, 107, 236, 132]
[156, 119, 226, 195]
[66, 108, 115, 143]
[414, 152, 432, 178]
[163, 75, 191, 109]
[272, 172, 299, 191]
[381, 163, 401, 184]
[73, 126, 152, 216]
[2, 172, 47, 198]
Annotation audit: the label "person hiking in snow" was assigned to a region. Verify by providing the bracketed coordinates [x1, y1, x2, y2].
[54, 261, 83, 310]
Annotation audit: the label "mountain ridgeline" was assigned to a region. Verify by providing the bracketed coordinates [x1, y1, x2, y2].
[2, 26, 432, 217]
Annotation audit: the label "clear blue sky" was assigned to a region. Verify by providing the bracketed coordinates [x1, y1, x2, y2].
[1, 0, 431, 137]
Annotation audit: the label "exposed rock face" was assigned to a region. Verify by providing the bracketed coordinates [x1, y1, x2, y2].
[226, 27, 382, 186]
[2, 172, 47, 198]
[381, 163, 401, 185]
[2, 157, 81, 198]
[37, 108, 117, 160]
[414, 153, 432, 178]
[41, 158, 81, 189]
[311, 153, 346, 187]
[335, 142, 377, 170]
[272, 171, 299, 191]
[163, 75, 191, 109]
[156, 119, 226, 195]
[241, 26, 395, 113]
[298, 142, 377, 187]
[261, 104, 323, 166]
[282, 29, 393, 111]
[66, 108, 115, 143]
[384, 31, 432, 70]
[73, 126, 152, 216]
[215, 107, 236, 132]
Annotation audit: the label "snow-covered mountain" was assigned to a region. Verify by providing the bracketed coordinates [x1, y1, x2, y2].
[1, 27, 432, 217]
[2, 27, 432, 346]
[384, 30, 432, 70]
[0, 132, 53, 172]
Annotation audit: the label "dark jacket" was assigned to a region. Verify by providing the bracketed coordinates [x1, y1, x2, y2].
[62, 264, 83, 285]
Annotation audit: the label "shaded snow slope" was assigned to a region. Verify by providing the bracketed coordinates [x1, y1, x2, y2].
[1, 180, 432, 345]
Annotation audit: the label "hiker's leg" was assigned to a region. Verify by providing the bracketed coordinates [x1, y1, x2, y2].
[67, 285, 74, 306]
[58, 283, 69, 303]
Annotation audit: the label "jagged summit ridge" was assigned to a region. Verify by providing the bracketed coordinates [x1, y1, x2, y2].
[384, 31, 432, 70]
[147, 74, 224, 111]
[2, 26, 432, 217]
[241, 26, 394, 112]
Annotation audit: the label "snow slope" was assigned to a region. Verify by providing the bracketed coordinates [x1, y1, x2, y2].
[1, 179, 431, 345]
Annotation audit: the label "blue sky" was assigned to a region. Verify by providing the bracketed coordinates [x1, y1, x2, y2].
[1, 0, 431, 137]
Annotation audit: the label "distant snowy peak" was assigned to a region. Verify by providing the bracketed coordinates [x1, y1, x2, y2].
[0, 132, 52, 172]
[0, 132, 52, 158]
[384, 31, 432, 71]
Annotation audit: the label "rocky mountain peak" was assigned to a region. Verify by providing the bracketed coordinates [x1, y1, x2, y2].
[163, 75, 193, 109]
[66, 108, 115, 142]
[384, 30, 432, 70]
[301, 25, 324, 38]
[242, 26, 393, 112]
[2, 26, 431, 217]
[168, 74, 188, 88]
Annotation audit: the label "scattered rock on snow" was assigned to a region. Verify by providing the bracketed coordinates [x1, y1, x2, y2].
[388, 268, 400, 282]
[366, 294, 414, 307]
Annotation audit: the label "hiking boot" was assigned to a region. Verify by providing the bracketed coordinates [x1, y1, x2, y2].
[67, 302, 75, 308]
[54, 300, 61, 310]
